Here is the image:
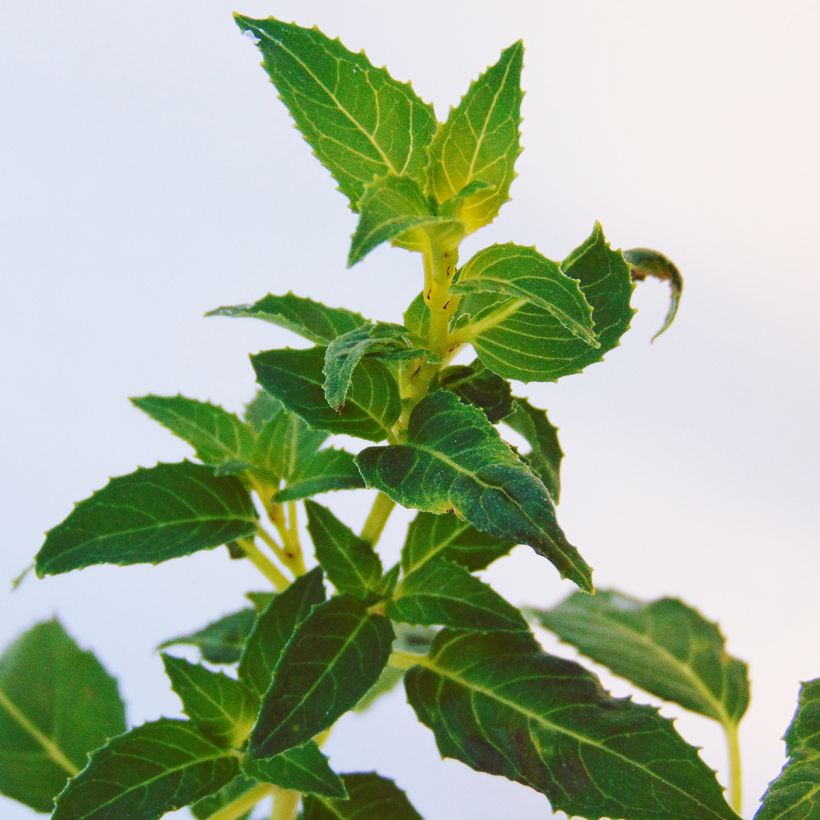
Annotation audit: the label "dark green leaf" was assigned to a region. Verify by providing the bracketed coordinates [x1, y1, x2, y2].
[303, 772, 422, 820]
[160, 608, 257, 665]
[438, 359, 512, 423]
[503, 397, 563, 502]
[235, 16, 436, 209]
[532, 589, 750, 725]
[191, 774, 257, 820]
[755, 678, 819, 820]
[305, 501, 383, 600]
[131, 395, 254, 467]
[243, 742, 347, 799]
[275, 448, 364, 502]
[210, 292, 367, 344]
[252, 347, 401, 442]
[162, 655, 257, 748]
[239, 568, 326, 699]
[348, 174, 462, 265]
[405, 630, 736, 820]
[36, 462, 258, 576]
[356, 390, 592, 591]
[52, 719, 238, 820]
[426, 42, 523, 233]
[0, 621, 125, 812]
[250, 597, 393, 759]
[625, 246, 684, 341]
[402, 511, 513, 574]
[388, 559, 529, 633]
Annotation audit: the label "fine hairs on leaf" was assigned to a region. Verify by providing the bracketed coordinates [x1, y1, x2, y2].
[4, 10, 813, 820]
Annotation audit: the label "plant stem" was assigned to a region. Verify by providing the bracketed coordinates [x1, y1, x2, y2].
[388, 649, 430, 671]
[209, 783, 275, 820]
[360, 493, 396, 546]
[270, 788, 300, 820]
[256, 525, 291, 564]
[286, 501, 306, 574]
[724, 722, 742, 814]
[237, 537, 291, 590]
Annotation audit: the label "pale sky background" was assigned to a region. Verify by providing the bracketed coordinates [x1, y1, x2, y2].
[1, 1, 818, 818]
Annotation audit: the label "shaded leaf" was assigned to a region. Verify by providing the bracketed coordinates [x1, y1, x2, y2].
[405, 630, 736, 820]
[191, 774, 257, 820]
[0, 621, 125, 812]
[625, 246, 684, 341]
[532, 589, 750, 725]
[235, 16, 436, 209]
[438, 359, 512, 423]
[252, 411, 327, 483]
[243, 742, 347, 799]
[52, 719, 238, 819]
[160, 608, 257, 665]
[305, 501, 383, 600]
[275, 448, 365, 502]
[252, 347, 401, 442]
[250, 597, 393, 759]
[303, 772, 422, 819]
[356, 390, 591, 591]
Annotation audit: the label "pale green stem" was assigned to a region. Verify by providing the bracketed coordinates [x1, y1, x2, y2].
[360, 493, 396, 546]
[270, 787, 300, 820]
[286, 501, 306, 574]
[237, 537, 291, 590]
[209, 783, 275, 820]
[388, 649, 430, 671]
[255, 525, 291, 565]
[724, 721, 742, 814]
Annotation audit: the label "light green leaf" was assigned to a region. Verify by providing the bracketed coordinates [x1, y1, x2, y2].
[305, 501, 383, 600]
[402, 511, 513, 574]
[235, 16, 436, 209]
[162, 655, 257, 748]
[52, 719, 239, 820]
[160, 608, 257, 665]
[756, 679, 820, 819]
[243, 742, 347, 799]
[452, 242, 599, 371]
[356, 390, 592, 591]
[404, 630, 736, 820]
[625, 246, 684, 341]
[249, 597, 393, 759]
[252, 347, 401, 442]
[458, 223, 634, 381]
[438, 359, 512, 423]
[239, 568, 326, 699]
[252, 411, 327, 483]
[303, 772, 422, 820]
[131, 395, 255, 467]
[354, 667, 405, 713]
[388, 559, 529, 633]
[244, 390, 283, 431]
[209, 292, 367, 344]
[323, 322, 433, 411]
[0, 621, 125, 813]
[426, 42, 523, 233]
[36, 462, 258, 576]
[275, 448, 365, 502]
[531, 589, 750, 725]
[348, 174, 463, 266]
[191, 774, 257, 820]
[503, 397, 563, 502]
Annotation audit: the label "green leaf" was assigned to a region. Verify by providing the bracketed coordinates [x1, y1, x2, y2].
[625, 246, 684, 341]
[244, 390, 283, 431]
[404, 630, 736, 820]
[235, 16, 436, 209]
[531, 589, 750, 726]
[252, 347, 401, 442]
[458, 224, 634, 381]
[191, 774, 257, 820]
[438, 359, 512, 423]
[426, 42, 523, 233]
[348, 174, 463, 266]
[239, 567, 326, 699]
[160, 608, 257, 665]
[52, 719, 239, 820]
[252, 411, 328, 483]
[209, 292, 367, 344]
[354, 666, 405, 713]
[356, 390, 592, 591]
[275, 448, 365, 502]
[323, 322, 433, 411]
[303, 772, 422, 820]
[162, 655, 257, 748]
[388, 559, 529, 633]
[756, 679, 820, 820]
[36, 462, 258, 576]
[402, 511, 514, 574]
[0, 621, 126, 812]
[305, 501, 383, 600]
[503, 397, 563, 502]
[249, 597, 393, 759]
[131, 395, 255, 467]
[243, 742, 347, 799]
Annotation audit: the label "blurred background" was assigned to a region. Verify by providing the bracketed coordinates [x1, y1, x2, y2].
[1, 1, 818, 817]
